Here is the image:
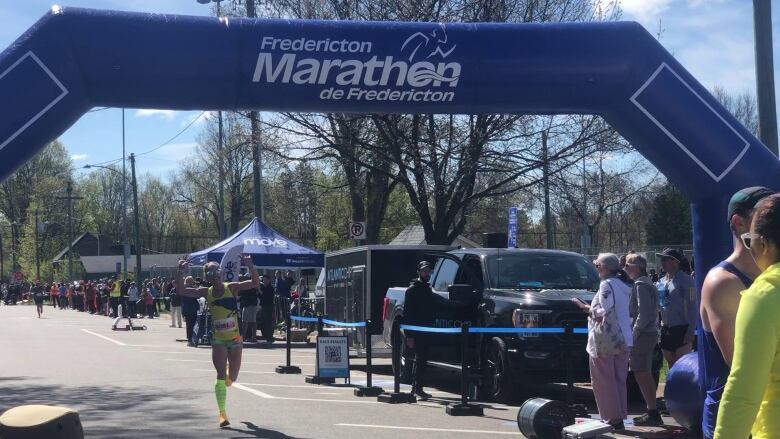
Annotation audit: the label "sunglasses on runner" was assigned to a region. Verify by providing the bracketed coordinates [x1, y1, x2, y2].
[741, 233, 762, 249]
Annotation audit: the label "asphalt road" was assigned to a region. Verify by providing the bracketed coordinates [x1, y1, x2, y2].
[0, 303, 689, 438]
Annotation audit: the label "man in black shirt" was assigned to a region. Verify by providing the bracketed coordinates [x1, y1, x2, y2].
[258, 274, 276, 344]
[239, 273, 259, 342]
[403, 261, 436, 399]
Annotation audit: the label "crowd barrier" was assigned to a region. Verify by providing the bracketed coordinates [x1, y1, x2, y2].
[393, 323, 589, 416]
[276, 316, 589, 416]
[277, 315, 383, 396]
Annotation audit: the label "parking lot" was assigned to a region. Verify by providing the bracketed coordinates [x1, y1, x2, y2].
[0, 305, 689, 438]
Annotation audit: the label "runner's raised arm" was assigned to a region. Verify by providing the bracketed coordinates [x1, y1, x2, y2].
[229, 254, 260, 292]
[176, 258, 208, 298]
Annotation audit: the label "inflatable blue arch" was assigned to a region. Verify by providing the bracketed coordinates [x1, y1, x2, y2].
[1, 6, 779, 285]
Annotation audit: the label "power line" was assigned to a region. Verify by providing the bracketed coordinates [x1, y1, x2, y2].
[80, 111, 206, 168]
[134, 111, 206, 158]
[83, 158, 123, 168]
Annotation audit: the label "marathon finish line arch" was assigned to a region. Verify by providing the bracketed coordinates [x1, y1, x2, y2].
[2, 6, 780, 285]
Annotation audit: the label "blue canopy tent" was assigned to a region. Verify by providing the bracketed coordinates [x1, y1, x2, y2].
[188, 218, 324, 268]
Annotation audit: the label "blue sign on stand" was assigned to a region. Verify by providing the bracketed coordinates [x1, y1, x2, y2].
[508, 207, 518, 248]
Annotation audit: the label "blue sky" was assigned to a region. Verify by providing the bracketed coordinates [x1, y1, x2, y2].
[0, 0, 778, 178]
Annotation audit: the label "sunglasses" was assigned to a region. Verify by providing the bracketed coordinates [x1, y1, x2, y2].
[741, 233, 762, 249]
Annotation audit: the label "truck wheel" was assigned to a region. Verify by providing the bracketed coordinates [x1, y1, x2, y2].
[391, 326, 413, 385]
[482, 337, 513, 402]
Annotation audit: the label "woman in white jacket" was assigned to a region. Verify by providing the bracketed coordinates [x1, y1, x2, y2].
[574, 253, 633, 430]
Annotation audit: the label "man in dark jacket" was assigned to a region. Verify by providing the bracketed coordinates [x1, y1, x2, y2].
[180, 276, 200, 347]
[403, 261, 437, 399]
[258, 274, 276, 344]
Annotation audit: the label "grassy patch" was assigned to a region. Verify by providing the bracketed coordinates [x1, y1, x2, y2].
[659, 361, 669, 383]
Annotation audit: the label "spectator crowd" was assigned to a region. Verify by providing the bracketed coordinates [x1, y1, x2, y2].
[0, 269, 314, 348]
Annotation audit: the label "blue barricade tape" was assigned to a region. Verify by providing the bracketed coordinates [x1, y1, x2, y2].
[290, 315, 319, 323]
[322, 318, 367, 328]
[400, 324, 590, 335]
[400, 324, 462, 334]
[469, 327, 565, 334]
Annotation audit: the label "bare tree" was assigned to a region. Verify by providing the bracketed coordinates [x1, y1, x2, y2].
[549, 143, 659, 252]
[254, 0, 622, 245]
[712, 86, 758, 136]
[173, 113, 256, 236]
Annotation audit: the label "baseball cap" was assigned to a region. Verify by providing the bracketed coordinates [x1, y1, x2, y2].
[727, 186, 775, 221]
[417, 261, 432, 270]
[655, 248, 684, 263]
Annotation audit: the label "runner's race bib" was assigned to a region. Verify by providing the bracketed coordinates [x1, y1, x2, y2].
[213, 317, 237, 334]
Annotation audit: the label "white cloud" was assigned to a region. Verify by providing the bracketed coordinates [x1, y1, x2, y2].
[135, 109, 177, 119]
[71, 154, 88, 161]
[619, 0, 672, 23]
[147, 143, 199, 159]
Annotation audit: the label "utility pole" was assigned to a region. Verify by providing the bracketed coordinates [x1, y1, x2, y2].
[122, 109, 129, 280]
[0, 228, 4, 283]
[218, 112, 226, 238]
[250, 113, 264, 222]
[34, 208, 40, 280]
[754, 0, 779, 156]
[216, 0, 226, 237]
[68, 186, 73, 281]
[56, 181, 82, 281]
[581, 150, 590, 254]
[10, 222, 16, 274]
[130, 153, 142, 282]
[542, 130, 554, 249]
[245, 0, 265, 221]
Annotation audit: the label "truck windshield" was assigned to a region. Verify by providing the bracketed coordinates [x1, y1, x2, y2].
[486, 253, 599, 291]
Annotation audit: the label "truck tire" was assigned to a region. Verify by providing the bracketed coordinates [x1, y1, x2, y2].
[391, 324, 413, 384]
[481, 337, 513, 402]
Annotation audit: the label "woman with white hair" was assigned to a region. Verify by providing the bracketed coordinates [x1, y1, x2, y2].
[573, 253, 634, 430]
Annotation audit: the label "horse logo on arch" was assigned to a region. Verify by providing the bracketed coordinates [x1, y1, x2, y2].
[401, 23, 457, 62]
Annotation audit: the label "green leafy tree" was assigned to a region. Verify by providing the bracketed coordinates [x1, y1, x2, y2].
[645, 182, 691, 246]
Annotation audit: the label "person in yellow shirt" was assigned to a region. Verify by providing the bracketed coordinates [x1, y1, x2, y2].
[176, 254, 259, 429]
[715, 193, 780, 439]
[109, 276, 122, 318]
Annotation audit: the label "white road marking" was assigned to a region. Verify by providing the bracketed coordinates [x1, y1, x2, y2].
[335, 424, 522, 435]
[164, 359, 312, 366]
[142, 350, 312, 358]
[81, 329, 126, 346]
[269, 396, 378, 404]
[316, 392, 343, 395]
[233, 383, 275, 398]
[232, 385, 379, 404]
[192, 369, 275, 375]
[240, 383, 354, 389]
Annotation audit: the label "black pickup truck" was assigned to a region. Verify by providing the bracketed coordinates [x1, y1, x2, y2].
[382, 248, 600, 401]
